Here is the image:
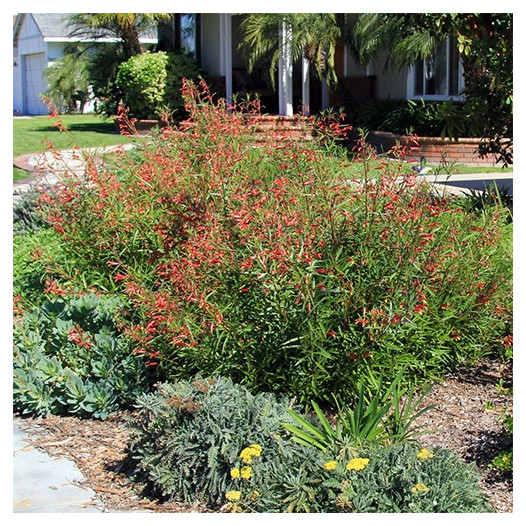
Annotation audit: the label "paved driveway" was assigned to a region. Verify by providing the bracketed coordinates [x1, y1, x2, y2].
[422, 172, 513, 197]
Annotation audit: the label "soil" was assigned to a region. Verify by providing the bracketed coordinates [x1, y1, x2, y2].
[16, 358, 513, 513]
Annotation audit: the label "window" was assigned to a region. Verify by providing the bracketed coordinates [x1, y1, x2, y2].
[411, 37, 463, 100]
[180, 14, 197, 57]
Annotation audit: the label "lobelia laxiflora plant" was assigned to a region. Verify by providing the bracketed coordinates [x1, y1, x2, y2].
[38, 79, 512, 405]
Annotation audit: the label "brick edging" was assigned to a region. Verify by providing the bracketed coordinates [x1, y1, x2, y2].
[367, 131, 511, 167]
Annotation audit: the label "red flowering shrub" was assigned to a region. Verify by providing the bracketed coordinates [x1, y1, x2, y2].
[39, 80, 512, 404]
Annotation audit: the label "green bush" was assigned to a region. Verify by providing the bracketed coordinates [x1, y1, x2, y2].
[116, 51, 201, 119]
[356, 98, 466, 138]
[39, 81, 513, 405]
[13, 228, 65, 307]
[13, 293, 153, 419]
[127, 377, 491, 512]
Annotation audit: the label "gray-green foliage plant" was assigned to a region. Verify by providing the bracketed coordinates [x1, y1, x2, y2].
[127, 376, 490, 513]
[316, 443, 492, 513]
[127, 376, 309, 507]
[13, 293, 152, 419]
[13, 190, 48, 236]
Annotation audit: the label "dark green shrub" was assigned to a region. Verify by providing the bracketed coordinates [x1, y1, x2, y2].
[356, 98, 466, 137]
[13, 293, 153, 419]
[115, 51, 201, 119]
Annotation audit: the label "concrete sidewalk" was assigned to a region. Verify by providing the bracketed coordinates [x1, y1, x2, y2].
[13, 144, 135, 198]
[13, 419, 105, 513]
[421, 171, 513, 197]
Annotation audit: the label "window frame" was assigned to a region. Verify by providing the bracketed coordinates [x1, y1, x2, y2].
[407, 37, 465, 101]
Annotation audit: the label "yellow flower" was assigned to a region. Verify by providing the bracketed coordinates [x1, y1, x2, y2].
[226, 490, 242, 501]
[241, 466, 252, 479]
[230, 468, 240, 479]
[250, 490, 260, 502]
[411, 483, 430, 494]
[249, 444, 262, 456]
[240, 444, 263, 463]
[346, 458, 370, 471]
[417, 448, 434, 459]
[324, 460, 338, 470]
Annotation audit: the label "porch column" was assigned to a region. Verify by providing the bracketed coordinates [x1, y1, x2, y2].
[301, 56, 310, 116]
[278, 19, 293, 116]
[220, 13, 233, 108]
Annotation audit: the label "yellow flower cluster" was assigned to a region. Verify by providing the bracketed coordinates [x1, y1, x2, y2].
[231, 466, 253, 479]
[240, 444, 262, 464]
[411, 483, 430, 494]
[324, 460, 338, 470]
[417, 448, 434, 459]
[346, 458, 370, 471]
[226, 490, 241, 501]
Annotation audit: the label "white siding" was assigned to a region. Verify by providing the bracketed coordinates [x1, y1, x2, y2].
[372, 53, 409, 100]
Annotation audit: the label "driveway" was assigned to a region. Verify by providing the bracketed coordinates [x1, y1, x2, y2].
[421, 172, 513, 197]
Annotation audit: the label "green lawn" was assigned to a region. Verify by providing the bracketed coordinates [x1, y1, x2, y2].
[13, 114, 134, 182]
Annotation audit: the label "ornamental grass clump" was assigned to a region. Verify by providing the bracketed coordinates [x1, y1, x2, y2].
[39, 79, 512, 404]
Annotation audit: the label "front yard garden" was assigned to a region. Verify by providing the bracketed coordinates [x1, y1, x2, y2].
[13, 81, 513, 513]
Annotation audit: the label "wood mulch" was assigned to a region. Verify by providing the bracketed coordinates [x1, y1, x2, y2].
[15, 358, 513, 513]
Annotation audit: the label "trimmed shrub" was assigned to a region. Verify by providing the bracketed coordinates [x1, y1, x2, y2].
[13, 293, 153, 419]
[115, 51, 201, 119]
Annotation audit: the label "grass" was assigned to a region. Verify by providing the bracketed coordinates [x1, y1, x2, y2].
[13, 114, 134, 182]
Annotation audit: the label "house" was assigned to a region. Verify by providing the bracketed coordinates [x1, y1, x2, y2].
[162, 14, 500, 165]
[12, 13, 158, 115]
[13, 13, 464, 117]
[159, 13, 464, 117]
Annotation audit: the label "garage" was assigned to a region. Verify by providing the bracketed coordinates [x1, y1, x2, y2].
[23, 53, 49, 115]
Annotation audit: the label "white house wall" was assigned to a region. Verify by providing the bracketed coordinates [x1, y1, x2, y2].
[47, 41, 65, 61]
[14, 14, 49, 114]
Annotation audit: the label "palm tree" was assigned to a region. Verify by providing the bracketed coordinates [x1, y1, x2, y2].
[67, 13, 173, 59]
[240, 13, 343, 88]
[349, 13, 444, 70]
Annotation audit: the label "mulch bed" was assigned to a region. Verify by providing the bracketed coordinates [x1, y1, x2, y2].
[16, 358, 513, 513]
